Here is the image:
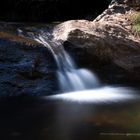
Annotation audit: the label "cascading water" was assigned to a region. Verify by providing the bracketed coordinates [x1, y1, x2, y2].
[18, 28, 99, 92]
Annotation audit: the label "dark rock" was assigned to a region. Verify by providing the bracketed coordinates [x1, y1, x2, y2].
[0, 39, 58, 97]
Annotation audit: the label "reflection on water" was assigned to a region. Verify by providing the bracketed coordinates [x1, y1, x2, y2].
[0, 86, 139, 140]
[48, 86, 138, 103]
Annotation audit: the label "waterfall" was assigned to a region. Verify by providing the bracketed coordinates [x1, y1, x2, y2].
[18, 29, 100, 92]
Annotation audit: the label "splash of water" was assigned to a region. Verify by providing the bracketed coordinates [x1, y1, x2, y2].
[18, 29, 99, 92]
[48, 86, 138, 103]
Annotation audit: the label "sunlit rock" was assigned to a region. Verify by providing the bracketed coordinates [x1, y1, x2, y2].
[53, 0, 140, 78]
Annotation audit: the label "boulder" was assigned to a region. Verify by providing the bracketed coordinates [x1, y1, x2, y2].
[53, 0, 140, 73]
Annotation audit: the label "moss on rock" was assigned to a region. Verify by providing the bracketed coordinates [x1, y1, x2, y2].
[131, 12, 140, 36]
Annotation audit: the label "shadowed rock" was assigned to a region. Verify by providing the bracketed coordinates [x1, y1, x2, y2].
[0, 37, 57, 97]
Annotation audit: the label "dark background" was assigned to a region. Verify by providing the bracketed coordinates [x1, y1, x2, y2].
[0, 0, 111, 22]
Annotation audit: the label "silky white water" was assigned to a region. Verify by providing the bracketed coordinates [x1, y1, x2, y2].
[48, 86, 138, 103]
[19, 29, 100, 92]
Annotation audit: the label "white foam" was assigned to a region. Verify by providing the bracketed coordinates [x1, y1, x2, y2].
[48, 86, 138, 103]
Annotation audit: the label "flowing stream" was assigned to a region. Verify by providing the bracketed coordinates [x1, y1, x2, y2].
[18, 29, 99, 92]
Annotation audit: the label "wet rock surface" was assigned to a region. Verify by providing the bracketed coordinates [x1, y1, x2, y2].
[0, 38, 57, 97]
